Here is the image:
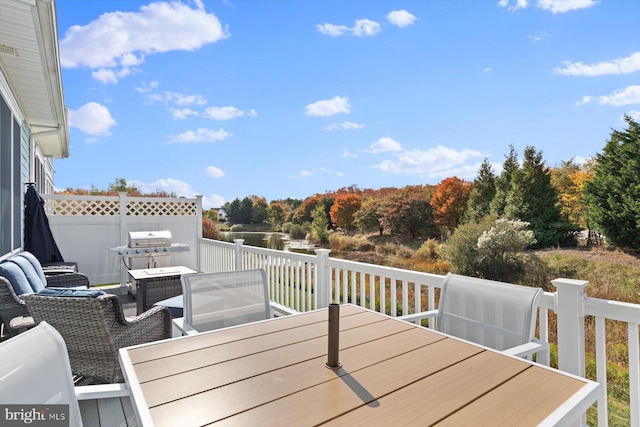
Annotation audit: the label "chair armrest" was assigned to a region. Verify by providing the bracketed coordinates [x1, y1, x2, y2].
[270, 301, 299, 316]
[75, 383, 129, 400]
[397, 309, 438, 323]
[172, 317, 199, 336]
[114, 305, 172, 346]
[46, 273, 90, 289]
[502, 339, 549, 359]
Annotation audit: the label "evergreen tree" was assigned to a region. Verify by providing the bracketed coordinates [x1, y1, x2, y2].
[504, 146, 566, 248]
[583, 115, 640, 251]
[464, 158, 496, 223]
[227, 198, 241, 224]
[490, 145, 518, 217]
[238, 197, 253, 224]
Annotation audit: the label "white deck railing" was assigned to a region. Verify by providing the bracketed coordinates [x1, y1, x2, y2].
[198, 237, 640, 427]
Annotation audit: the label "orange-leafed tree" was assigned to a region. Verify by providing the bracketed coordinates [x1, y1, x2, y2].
[330, 193, 362, 231]
[430, 177, 472, 233]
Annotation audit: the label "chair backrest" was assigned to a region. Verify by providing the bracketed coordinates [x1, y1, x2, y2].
[23, 293, 122, 383]
[436, 273, 543, 351]
[0, 322, 83, 427]
[182, 269, 272, 332]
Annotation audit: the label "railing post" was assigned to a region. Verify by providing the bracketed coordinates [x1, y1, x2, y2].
[195, 195, 203, 273]
[315, 249, 331, 309]
[234, 239, 245, 271]
[552, 278, 589, 427]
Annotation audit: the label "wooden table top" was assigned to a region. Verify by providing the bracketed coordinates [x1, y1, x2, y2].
[119, 304, 598, 427]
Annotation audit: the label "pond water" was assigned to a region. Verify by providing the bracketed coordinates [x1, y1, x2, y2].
[220, 232, 316, 254]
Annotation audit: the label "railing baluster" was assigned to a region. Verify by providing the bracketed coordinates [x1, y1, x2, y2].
[595, 316, 608, 426]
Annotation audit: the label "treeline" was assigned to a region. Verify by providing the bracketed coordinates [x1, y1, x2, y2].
[219, 116, 639, 253]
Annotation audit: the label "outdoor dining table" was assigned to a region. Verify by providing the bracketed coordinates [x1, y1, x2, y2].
[119, 304, 599, 426]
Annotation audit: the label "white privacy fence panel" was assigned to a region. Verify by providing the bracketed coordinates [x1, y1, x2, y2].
[42, 193, 201, 285]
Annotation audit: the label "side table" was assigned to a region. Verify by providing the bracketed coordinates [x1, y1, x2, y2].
[127, 266, 196, 315]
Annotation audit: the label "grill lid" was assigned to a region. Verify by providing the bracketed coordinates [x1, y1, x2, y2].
[128, 230, 172, 248]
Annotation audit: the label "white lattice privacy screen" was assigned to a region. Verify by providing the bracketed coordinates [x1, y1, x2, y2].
[45, 195, 198, 217]
[42, 194, 202, 285]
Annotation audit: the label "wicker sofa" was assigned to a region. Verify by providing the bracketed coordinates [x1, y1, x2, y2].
[0, 251, 89, 338]
[23, 290, 172, 383]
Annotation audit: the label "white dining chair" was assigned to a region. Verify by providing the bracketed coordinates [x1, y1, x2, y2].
[0, 322, 132, 427]
[398, 273, 548, 360]
[173, 268, 290, 335]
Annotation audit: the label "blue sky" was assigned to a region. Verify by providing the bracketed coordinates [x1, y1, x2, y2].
[54, 0, 640, 209]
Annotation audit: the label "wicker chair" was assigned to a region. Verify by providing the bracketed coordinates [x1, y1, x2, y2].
[0, 252, 90, 338]
[23, 293, 172, 383]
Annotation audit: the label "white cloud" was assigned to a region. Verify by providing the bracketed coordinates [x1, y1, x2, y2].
[316, 23, 350, 37]
[597, 86, 640, 106]
[142, 89, 207, 106]
[60, 1, 229, 83]
[325, 121, 364, 131]
[387, 10, 417, 28]
[353, 19, 382, 37]
[305, 96, 351, 117]
[537, 0, 599, 14]
[129, 177, 224, 208]
[172, 108, 199, 120]
[203, 194, 225, 209]
[482, 67, 492, 73]
[203, 106, 258, 120]
[293, 168, 329, 178]
[166, 128, 232, 144]
[626, 110, 640, 121]
[497, 0, 529, 12]
[554, 52, 640, 76]
[316, 19, 381, 37]
[370, 137, 402, 154]
[132, 178, 195, 197]
[498, 0, 598, 13]
[341, 149, 358, 158]
[372, 145, 483, 175]
[529, 31, 550, 42]
[576, 95, 593, 105]
[68, 102, 117, 136]
[205, 166, 225, 178]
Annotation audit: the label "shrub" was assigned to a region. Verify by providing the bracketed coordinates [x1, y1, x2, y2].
[443, 215, 497, 276]
[230, 224, 245, 232]
[413, 239, 441, 262]
[288, 223, 306, 239]
[202, 217, 219, 239]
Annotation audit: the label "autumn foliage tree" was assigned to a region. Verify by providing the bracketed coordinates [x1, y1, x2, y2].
[430, 177, 472, 233]
[382, 186, 436, 239]
[330, 194, 362, 231]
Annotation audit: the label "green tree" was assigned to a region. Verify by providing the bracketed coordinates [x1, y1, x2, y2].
[354, 197, 388, 235]
[490, 145, 518, 217]
[584, 115, 640, 251]
[266, 202, 286, 230]
[251, 196, 268, 223]
[310, 205, 330, 243]
[504, 146, 568, 248]
[464, 158, 496, 223]
[226, 198, 241, 224]
[238, 197, 253, 224]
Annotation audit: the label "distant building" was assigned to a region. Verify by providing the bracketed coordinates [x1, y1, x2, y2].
[217, 208, 228, 221]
